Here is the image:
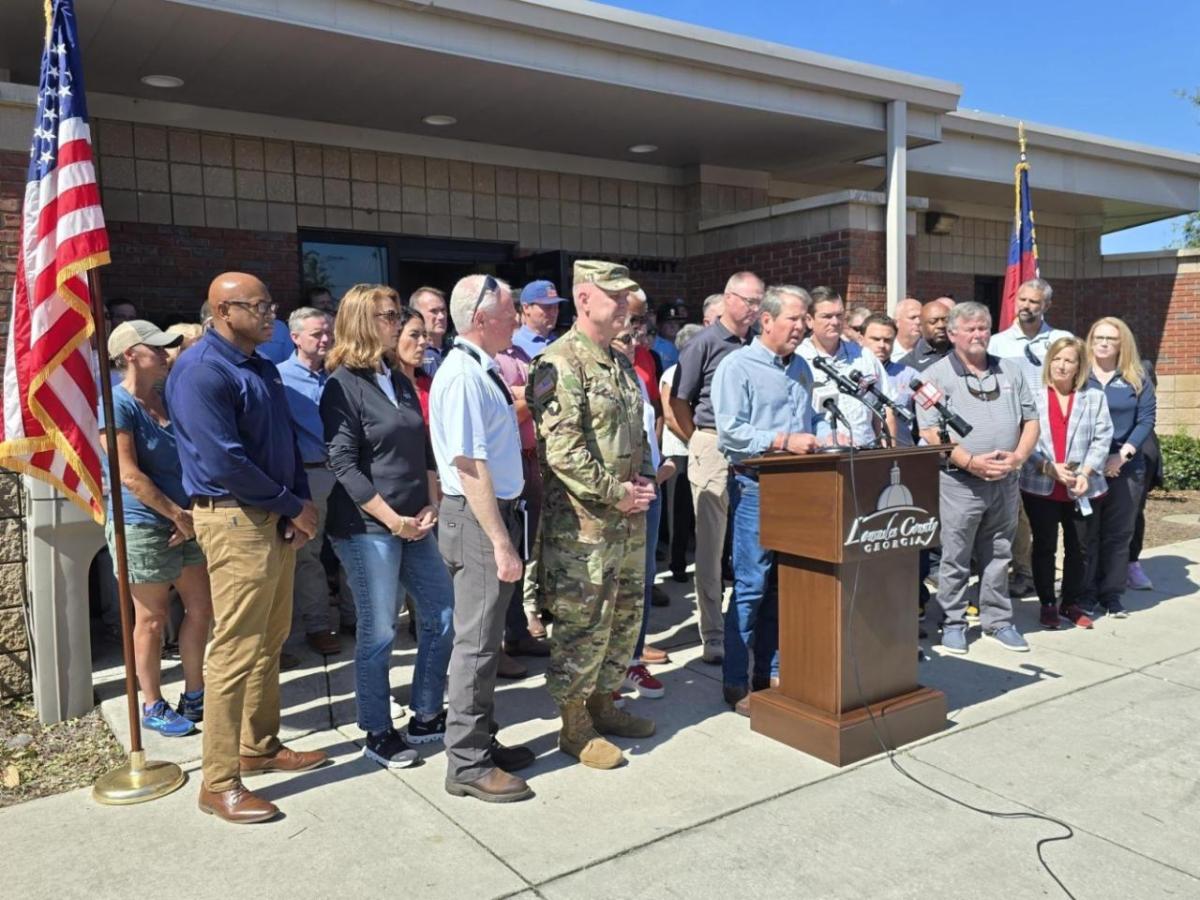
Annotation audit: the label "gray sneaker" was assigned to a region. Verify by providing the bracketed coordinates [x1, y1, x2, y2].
[986, 624, 1030, 652]
[941, 624, 968, 655]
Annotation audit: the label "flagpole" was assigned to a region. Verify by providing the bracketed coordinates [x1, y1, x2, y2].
[89, 267, 185, 805]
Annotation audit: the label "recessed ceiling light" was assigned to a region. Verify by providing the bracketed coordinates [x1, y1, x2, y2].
[140, 74, 184, 89]
[422, 115, 457, 127]
[628, 144, 658, 154]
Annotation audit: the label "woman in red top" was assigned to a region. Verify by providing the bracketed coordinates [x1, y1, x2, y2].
[1019, 336, 1113, 630]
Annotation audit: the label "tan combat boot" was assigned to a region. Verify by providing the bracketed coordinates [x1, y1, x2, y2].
[557, 701, 624, 769]
[586, 692, 656, 738]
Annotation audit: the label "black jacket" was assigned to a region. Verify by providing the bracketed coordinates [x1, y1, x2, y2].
[319, 365, 435, 537]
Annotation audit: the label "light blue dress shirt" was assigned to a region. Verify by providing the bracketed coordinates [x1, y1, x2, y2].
[257, 318, 295, 364]
[429, 338, 525, 500]
[712, 338, 828, 464]
[512, 325, 554, 360]
[277, 353, 329, 464]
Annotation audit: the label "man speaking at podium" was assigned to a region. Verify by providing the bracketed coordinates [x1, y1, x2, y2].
[916, 302, 1039, 656]
[711, 286, 828, 714]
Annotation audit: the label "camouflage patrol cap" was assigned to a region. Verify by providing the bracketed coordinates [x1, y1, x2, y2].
[572, 259, 639, 293]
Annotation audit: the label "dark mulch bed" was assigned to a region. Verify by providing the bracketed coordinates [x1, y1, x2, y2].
[0, 695, 124, 808]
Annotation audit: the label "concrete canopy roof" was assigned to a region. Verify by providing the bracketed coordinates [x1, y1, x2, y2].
[0, 0, 1194, 231]
[0, 0, 954, 174]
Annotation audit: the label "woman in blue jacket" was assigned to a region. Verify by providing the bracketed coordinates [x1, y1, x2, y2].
[1084, 317, 1157, 618]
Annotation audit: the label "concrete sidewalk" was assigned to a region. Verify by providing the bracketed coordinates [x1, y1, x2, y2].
[5, 539, 1200, 899]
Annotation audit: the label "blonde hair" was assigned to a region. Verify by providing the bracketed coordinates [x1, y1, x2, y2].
[325, 283, 398, 371]
[1086, 317, 1145, 394]
[165, 322, 204, 344]
[1042, 336, 1088, 392]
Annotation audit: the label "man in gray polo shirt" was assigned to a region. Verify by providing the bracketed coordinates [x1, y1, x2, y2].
[917, 301, 1039, 655]
[666, 271, 759, 663]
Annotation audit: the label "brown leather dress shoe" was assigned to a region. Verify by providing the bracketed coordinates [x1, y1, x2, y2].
[641, 645, 670, 665]
[240, 745, 328, 776]
[198, 781, 278, 824]
[445, 767, 533, 803]
[496, 651, 528, 679]
[306, 631, 342, 656]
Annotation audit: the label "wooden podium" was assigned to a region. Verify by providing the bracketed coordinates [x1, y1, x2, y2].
[743, 444, 947, 766]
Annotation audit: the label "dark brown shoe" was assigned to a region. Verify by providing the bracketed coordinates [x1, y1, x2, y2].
[496, 651, 528, 679]
[445, 767, 533, 803]
[306, 631, 342, 656]
[504, 634, 550, 658]
[198, 781, 278, 824]
[240, 745, 328, 776]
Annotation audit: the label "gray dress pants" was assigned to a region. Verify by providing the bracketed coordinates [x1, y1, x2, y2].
[937, 470, 1019, 631]
[439, 494, 520, 784]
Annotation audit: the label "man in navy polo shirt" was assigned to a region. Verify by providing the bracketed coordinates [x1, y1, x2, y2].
[512, 279, 565, 359]
[167, 272, 325, 825]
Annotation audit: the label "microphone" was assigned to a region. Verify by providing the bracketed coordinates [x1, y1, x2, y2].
[847, 369, 914, 423]
[821, 396, 854, 436]
[811, 355, 863, 397]
[910, 377, 973, 437]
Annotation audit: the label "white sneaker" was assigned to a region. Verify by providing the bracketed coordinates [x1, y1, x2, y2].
[701, 640, 724, 665]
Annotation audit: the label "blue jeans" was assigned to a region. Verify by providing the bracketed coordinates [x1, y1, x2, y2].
[633, 489, 663, 661]
[332, 532, 454, 733]
[722, 474, 779, 689]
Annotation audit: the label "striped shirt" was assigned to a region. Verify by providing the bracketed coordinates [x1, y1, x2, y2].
[915, 352, 1036, 456]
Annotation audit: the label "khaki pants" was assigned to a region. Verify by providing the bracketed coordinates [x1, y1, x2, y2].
[687, 428, 729, 646]
[193, 504, 296, 792]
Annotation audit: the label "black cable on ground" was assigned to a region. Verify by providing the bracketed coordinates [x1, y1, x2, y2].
[841, 443, 1077, 900]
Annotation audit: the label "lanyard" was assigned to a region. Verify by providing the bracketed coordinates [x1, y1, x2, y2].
[453, 341, 514, 405]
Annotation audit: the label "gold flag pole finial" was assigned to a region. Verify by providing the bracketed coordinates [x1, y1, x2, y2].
[44, 0, 53, 42]
[1018, 121, 1028, 161]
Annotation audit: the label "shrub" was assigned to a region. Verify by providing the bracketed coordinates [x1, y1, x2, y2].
[1160, 432, 1200, 491]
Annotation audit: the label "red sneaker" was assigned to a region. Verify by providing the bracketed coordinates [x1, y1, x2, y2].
[622, 665, 665, 699]
[1039, 605, 1060, 629]
[1060, 604, 1094, 629]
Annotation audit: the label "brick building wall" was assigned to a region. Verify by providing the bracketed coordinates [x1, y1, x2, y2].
[1, 150, 24, 355]
[0, 473, 28, 698]
[104, 221, 300, 324]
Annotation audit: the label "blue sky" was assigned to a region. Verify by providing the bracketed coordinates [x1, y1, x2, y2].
[607, 0, 1200, 253]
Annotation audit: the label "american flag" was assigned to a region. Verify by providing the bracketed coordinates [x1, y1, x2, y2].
[0, 0, 108, 523]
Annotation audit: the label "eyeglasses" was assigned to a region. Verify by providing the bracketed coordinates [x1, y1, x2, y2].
[1023, 344, 1043, 367]
[628, 315, 647, 325]
[964, 370, 1001, 401]
[225, 300, 277, 317]
[375, 310, 402, 323]
[1092, 335, 1121, 344]
[728, 290, 763, 310]
[848, 324, 864, 334]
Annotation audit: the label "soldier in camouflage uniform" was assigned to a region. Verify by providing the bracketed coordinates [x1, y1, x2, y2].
[528, 260, 660, 769]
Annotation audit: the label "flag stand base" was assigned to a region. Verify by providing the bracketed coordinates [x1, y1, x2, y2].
[93, 751, 186, 805]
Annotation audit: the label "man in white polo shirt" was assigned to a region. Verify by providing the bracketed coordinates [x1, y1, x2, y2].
[430, 273, 534, 804]
[798, 286, 895, 447]
[988, 277, 1071, 598]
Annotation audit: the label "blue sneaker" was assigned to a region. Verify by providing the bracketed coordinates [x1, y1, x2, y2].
[176, 689, 204, 723]
[986, 624, 1030, 652]
[941, 624, 968, 655]
[143, 699, 196, 737]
